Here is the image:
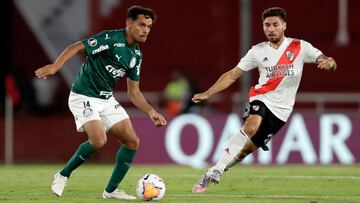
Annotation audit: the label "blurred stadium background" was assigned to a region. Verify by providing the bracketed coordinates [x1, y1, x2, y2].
[1, 0, 360, 167]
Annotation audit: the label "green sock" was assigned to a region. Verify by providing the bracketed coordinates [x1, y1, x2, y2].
[105, 146, 137, 193]
[60, 141, 96, 177]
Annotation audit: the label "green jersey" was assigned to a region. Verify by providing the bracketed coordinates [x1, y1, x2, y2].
[71, 29, 143, 99]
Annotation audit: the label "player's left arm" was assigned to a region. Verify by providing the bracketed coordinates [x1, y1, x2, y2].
[127, 78, 167, 127]
[316, 54, 337, 71]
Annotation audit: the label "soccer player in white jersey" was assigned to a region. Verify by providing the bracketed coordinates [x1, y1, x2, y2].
[192, 7, 337, 193]
[35, 6, 167, 200]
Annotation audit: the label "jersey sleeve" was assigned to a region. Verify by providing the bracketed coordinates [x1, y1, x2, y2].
[81, 30, 112, 56]
[301, 40, 323, 63]
[236, 47, 257, 71]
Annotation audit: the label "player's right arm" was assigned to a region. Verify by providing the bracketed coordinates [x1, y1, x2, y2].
[192, 67, 244, 103]
[35, 41, 85, 79]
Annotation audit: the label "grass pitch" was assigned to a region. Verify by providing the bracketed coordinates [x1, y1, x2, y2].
[0, 164, 359, 202]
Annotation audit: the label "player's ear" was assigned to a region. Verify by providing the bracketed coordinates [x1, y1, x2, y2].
[126, 18, 133, 28]
[283, 22, 287, 31]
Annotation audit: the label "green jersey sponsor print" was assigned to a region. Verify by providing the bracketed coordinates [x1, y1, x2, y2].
[71, 29, 142, 99]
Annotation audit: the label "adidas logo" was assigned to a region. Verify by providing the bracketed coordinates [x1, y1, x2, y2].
[263, 57, 269, 62]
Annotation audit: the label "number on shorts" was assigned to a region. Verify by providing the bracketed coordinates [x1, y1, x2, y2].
[83, 101, 90, 108]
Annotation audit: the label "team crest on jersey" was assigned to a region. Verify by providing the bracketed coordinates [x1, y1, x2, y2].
[252, 105, 260, 111]
[88, 38, 97, 47]
[129, 57, 136, 68]
[286, 51, 294, 62]
[83, 107, 93, 117]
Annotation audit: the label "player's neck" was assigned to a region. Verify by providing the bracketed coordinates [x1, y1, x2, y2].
[269, 36, 285, 49]
[125, 30, 136, 46]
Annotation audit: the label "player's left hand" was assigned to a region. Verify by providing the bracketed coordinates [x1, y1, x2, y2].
[148, 110, 167, 127]
[317, 57, 336, 71]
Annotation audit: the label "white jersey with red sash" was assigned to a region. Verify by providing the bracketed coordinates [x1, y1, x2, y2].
[237, 37, 322, 121]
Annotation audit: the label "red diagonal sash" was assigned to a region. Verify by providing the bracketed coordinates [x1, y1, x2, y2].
[249, 39, 301, 98]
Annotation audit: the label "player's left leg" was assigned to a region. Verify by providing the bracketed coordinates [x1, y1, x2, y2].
[193, 100, 285, 192]
[192, 116, 260, 193]
[192, 101, 265, 193]
[102, 118, 138, 200]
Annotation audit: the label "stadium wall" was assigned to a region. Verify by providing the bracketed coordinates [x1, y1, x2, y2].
[0, 113, 359, 166]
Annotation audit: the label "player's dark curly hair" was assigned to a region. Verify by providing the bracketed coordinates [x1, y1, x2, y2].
[262, 7, 286, 21]
[127, 5, 157, 22]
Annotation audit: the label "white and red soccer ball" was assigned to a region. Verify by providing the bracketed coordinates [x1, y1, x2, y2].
[136, 173, 166, 201]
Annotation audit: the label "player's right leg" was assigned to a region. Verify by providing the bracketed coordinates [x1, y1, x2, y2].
[51, 120, 106, 196]
[51, 92, 106, 197]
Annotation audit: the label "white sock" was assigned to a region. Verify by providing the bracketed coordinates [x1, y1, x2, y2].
[225, 129, 251, 169]
[212, 130, 249, 173]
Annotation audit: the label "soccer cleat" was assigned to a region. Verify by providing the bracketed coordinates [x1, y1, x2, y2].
[51, 172, 68, 197]
[192, 169, 222, 193]
[102, 188, 137, 200]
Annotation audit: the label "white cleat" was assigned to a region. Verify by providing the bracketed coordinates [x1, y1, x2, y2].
[192, 169, 222, 193]
[206, 169, 222, 184]
[102, 189, 137, 200]
[51, 172, 68, 197]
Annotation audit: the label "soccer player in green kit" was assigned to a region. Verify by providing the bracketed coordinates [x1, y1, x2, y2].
[35, 6, 167, 200]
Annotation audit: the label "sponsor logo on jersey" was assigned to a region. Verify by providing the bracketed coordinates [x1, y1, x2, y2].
[105, 65, 126, 78]
[92, 45, 109, 54]
[263, 57, 269, 62]
[265, 64, 294, 78]
[88, 38, 97, 47]
[115, 54, 122, 61]
[130, 57, 136, 68]
[113, 43, 125, 47]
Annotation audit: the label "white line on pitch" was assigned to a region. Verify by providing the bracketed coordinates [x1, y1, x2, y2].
[167, 194, 360, 199]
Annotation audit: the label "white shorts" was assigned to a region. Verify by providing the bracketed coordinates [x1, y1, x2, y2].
[68, 91, 129, 132]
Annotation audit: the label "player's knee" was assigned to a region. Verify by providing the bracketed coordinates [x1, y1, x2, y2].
[89, 137, 107, 149]
[243, 125, 258, 137]
[125, 136, 140, 150]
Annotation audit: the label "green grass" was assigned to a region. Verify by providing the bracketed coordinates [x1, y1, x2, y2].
[0, 164, 360, 202]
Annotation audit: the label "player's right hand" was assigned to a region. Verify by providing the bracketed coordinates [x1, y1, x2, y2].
[35, 64, 58, 79]
[148, 110, 167, 127]
[192, 92, 210, 103]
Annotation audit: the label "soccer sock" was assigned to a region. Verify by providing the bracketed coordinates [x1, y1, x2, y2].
[212, 130, 249, 173]
[60, 141, 96, 177]
[225, 129, 250, 169]
[105, 146, 137, 193]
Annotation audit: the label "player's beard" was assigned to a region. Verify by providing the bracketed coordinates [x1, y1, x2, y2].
[267, 32, 284, 44]
[268, 35, 280, 43]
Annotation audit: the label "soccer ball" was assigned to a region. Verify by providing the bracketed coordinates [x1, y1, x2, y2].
[136, 173, 166, 201]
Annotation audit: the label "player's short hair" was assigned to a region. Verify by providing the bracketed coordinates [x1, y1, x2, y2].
[127, 5, 157, 22]
[262, 7, 286, 21]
